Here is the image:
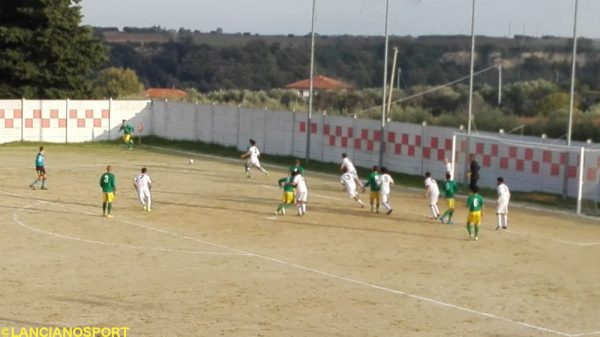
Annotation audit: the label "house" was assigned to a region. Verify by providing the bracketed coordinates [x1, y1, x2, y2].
[285, 75, 353, 97]
[144, 88, 187, 100]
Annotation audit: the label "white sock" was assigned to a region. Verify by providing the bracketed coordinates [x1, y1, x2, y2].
[357, 199, 365, 206]
[301, 203, 306, 214]
[497, 214, 502, 228]
[503, 215, 508, 228]
[382, 202, 391, 211]
[430, 205, 438, 217]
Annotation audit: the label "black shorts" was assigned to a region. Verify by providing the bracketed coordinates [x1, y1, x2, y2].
[36, 166, 46, 175]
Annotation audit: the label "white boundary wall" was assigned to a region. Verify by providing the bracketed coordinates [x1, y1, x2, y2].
[2, 99, 599, 205]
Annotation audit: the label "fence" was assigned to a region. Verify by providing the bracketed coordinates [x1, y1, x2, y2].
[1, 98, 598, 215]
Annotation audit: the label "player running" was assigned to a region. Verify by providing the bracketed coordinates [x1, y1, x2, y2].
[379, 167, 394, 215]
[496, 177, 511, 230]
[241, 139, 269, 178]
[119, 119, 135, 150]
[439, 173, 458, 224]
[341, 167, 365, 208]
[276, 173, 295, 215]
[341, 153, 363, 187]
[424, 172, 440, 219]
[363, 166, 381, 213]
[29, 146, 48, 190]
[466, 186, 484, 240]
[291, 168, 308, 216]
[100, 165, 117, 217]
[133, 167, 153, 212]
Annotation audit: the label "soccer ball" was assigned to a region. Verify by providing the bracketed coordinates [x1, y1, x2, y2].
[189, 159, 194, 164]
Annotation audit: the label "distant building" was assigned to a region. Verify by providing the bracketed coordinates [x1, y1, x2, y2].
[144, 88, 187, 100]
[285, 75, 353, 97]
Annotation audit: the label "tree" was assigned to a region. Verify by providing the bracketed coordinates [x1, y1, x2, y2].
[92, 67, 144, 98]
[0, 0, 106, 98]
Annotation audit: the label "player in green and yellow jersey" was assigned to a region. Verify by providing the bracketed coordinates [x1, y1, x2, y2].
[99, 165, 117, 217]
[362, 165, 381, 213]
[466, 186, 484, 240]
[289, 159, 305, 176]
[119, 119, 135, 149]
[276, 173, 295, 215]
[439, 173, 458, 224]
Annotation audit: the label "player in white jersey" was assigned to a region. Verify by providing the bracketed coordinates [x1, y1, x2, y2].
[340, 167, 365, 208]
[444, 158, 454, 180]
[291, 169, 308, 216]
[133, 167, 152, 212]
[424, 172, 440, 219]
[496, 177, 511, 230]
[341, 153, 363, 187]
[241, 139, 269, 178]
[379, 167, 394, 215]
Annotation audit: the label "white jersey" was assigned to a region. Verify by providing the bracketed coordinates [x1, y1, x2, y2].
[379, 173, 394, 194]
[341, 157, 357, 174]
[293, 174, 307, 193]
[134, 173, 152, 191]
[497, 183, 511, 201]
[247, 145, 260, 163]
[425, 177, 439, 195]
[340, 172, 357, 190]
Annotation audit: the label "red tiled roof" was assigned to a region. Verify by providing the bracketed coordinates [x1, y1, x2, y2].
[145, 88, 187, 99]
[285, 75, 352, 90]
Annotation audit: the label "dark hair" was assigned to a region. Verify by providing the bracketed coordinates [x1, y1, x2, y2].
[341, 153, 347, 158]
[141, 167, 147, 173]
[446, 173, 451, 179]
[372, 165, 379, 171]
[381, 167, 388, 174]
[497, 177, 504, 183]
[249, 139, 256, 145]
[425, 172, 431, 178]
[39, 146, 44, 151]
[470, 186, 479, 193]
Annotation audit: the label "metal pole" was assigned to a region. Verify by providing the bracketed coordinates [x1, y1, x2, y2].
[498, 62, 502, 105]
[387, 48, 399, 117]
[305, 0, 317, 161]
[576, 146, 585, 215]
[567, 0, 579, 147]
[397, 68, 401, 90]
[379, 0, 390, 168]
[467, 0, 476, 135]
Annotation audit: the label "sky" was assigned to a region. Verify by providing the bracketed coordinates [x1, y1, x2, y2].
[81, 0, 600, 38]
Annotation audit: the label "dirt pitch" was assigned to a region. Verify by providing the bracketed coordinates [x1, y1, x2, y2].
[0, 144, 599, 337]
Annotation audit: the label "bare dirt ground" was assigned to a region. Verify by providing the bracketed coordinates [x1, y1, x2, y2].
[0, 144, 599, 337]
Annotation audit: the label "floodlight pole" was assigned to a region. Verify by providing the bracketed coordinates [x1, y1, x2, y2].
[567, 0, 579, 147]
[305, 0, 316, 161]
[498, 62, 502, 105]
[467, 0, 476, 135]
[379, 0, 390, 168]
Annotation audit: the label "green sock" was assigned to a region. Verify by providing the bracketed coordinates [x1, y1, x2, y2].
[102, 202, 107, 214]
[284, 203, 292, 209]
[276, 203, 285, 212]
[448, 210, 454, 222]
[467, 224, 472, 236]
[441, 210, 450, 220]
[107, 203, 112, 214]
[474, 224, 479, 237]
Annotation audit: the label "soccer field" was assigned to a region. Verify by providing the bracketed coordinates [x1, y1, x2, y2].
[0, 144, 599, 337]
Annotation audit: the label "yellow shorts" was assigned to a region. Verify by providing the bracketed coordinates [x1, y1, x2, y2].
[103, 192, 115, 203]
[446, 198, 455, 209]
[123, 134, 131, 143]
[370, 191, 380, 203]
[467, 211, 481, 225]
[281, 191, 294, 204]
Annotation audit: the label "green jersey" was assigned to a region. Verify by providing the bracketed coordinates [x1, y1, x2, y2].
[289, 165, 305, 175]
[467, 194, 484, 212]
[364, 172, 381, 192]
[278, 176, 294, 192]
[120, 124, 134, 135]
[442, 180, 458, 198]
[100, 172, 116, 193]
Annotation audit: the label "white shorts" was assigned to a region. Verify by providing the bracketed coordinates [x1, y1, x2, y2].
[497, 199, 509, 214]
[380, 191, 390, 204]
[429, 193, 439, 205]
[346, 187, 358, 199]
[246, 159, 261, 169]
[296, 190, 308, 202]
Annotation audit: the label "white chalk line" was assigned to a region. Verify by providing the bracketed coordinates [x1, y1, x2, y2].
[2, 190, 248, 257]
[2, 158, 599, 335]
